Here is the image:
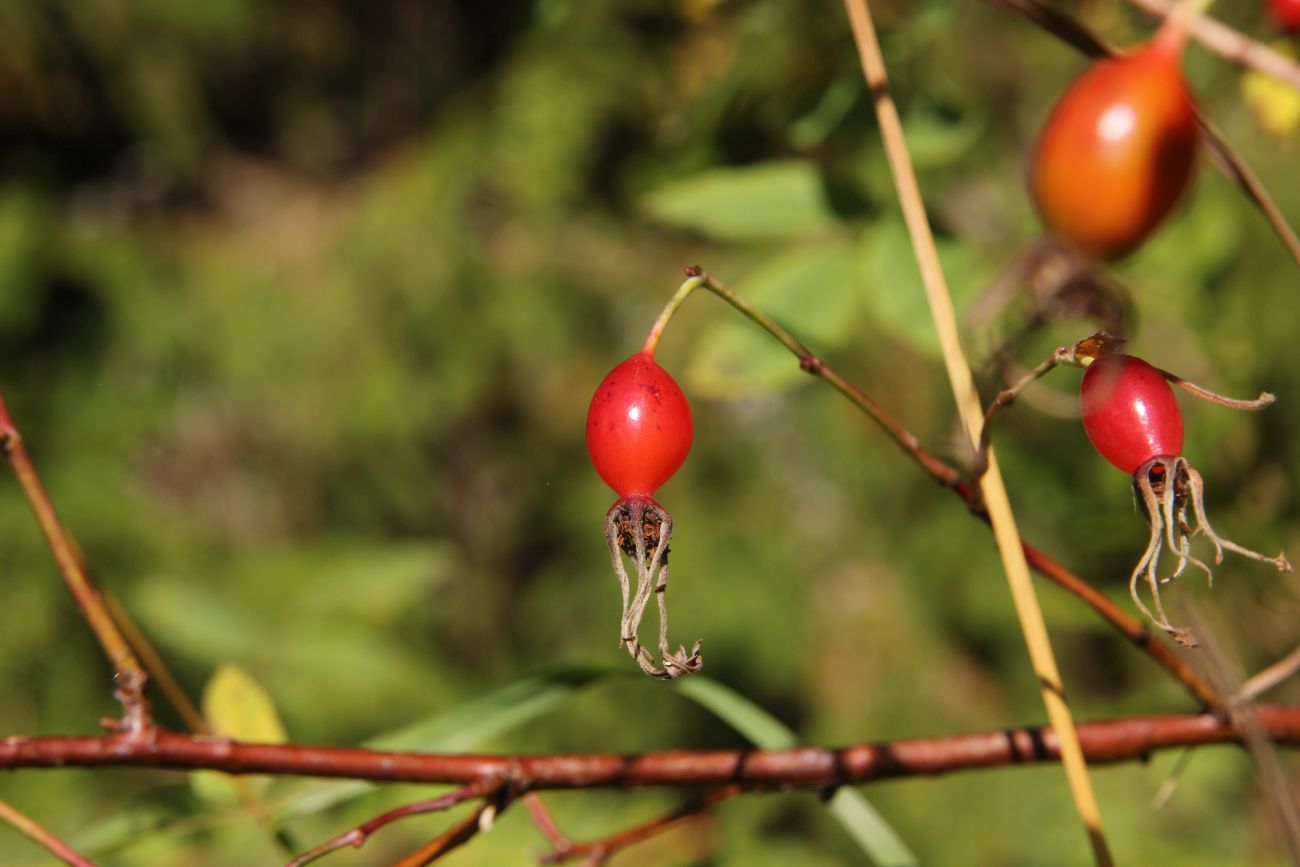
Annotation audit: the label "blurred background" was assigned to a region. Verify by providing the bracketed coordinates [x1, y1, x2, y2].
[2, 0, 1300, 864]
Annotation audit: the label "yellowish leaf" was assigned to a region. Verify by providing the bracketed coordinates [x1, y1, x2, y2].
[1242, 47, 1300, 136]
[202, 663, 288, 744]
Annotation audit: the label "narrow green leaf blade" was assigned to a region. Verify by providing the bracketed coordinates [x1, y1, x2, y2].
[675, 677, 917, 867]
[272, 663, 619, 820]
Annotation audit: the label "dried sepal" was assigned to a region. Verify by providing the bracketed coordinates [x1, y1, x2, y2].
[1129, 457, 1291, 647]
[604, 496, 702, 679]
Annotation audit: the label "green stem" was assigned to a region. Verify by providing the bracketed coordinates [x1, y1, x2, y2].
[699, 274, 960, 485]
[642, 272, 708, 357]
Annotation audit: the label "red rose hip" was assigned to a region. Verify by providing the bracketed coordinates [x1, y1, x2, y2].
[1080, 354, 1183, 474]
[586, 351, 693, 498]
[1268, 0, 1300, 33]
[1030, 23, 1199, 259]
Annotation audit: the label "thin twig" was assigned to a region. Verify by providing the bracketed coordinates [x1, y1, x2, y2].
[1127, 0, 1300, 90]
[524, 794, 572, 851]
[0, 394, 153, 735]
[847, 1, 1111, 859]
[103, 591, 207, 734]
[698, 271, 1222, 712]
[972, 342, 1085, 480]
[1239, 644, 1300, 705]
[391, 801, 496, 867]
[539, 787, 739, 864]
[285, 784, 491, 867]
[0, 799, 96, 867]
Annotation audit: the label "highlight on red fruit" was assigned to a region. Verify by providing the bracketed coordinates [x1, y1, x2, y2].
[1030, 23, 1199, 259]
[1079, 354, 1183, 474]
[1269, 0, 1300, 33]
[586, 351, 694, 498]
[1072, 346, 1290, 646]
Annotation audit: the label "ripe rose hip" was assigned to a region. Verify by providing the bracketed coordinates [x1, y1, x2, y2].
[1080, 354, 1183, 474]
[1268, 0, 1300, 33]
[587, 348, 701, 679]
[586, 351, 693, 498]
[1072, 347, 1289, 646]
[1030, 24, 1199, 259]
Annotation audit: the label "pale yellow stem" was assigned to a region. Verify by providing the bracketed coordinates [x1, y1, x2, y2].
[840, 1, 1114, 864]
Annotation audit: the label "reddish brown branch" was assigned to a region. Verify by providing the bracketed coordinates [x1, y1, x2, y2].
[525, 794, 573, 852]
[285, 783, 493, 867]
[539, 786, 739, 864]
[4, 708, 1300, 789]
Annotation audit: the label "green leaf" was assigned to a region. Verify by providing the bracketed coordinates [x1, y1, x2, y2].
[641, 160, 836, 241]
[675, 677, 917, 867]
[132, 581, 259, 663]
[859, 218, 985, 357]
[272, 663, 620, 820]
[902, 101, 986, 169]
[687, 242, 862, 397]
[673, 677, 797, 749]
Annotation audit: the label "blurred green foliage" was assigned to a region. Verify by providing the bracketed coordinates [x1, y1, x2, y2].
[2, 0, 1300, 864]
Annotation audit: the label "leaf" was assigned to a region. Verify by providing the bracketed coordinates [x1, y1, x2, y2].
[1241, 44, 1300, 137]
[202, 663, 289, 744]
[132, 580, 258, 662]
[192, 664, 288, 806]
[859, 218, 985, 357]
[687, 242, 862, 397]
[640, 160, 836, 241]
[675, 677, 918, 867]
[902, 101, 986, 169]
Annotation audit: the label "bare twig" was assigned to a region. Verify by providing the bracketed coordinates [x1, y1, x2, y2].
[539, 787, 739, 864]
[972, 334, 1118, 480]
[0, 394, 152, 735]
[103, 591, 206, 734]
[392, 801, 496, 867]
[0, 799, 95, 867]
[285, 783, 491, 867]
[1239, 644, 1300, 705]
[525, 794, 573, 852]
